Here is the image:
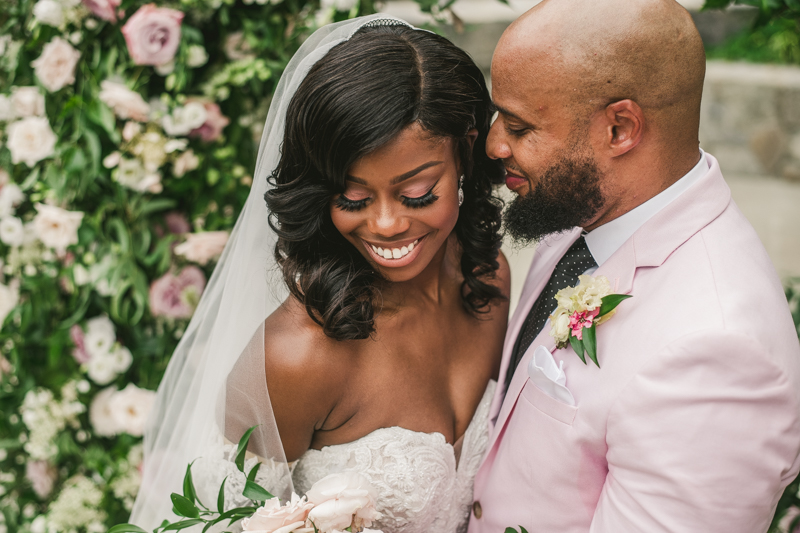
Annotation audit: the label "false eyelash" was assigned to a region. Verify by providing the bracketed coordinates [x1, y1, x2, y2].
[402, 183, 439, 209]
[334, 195, 368, 212]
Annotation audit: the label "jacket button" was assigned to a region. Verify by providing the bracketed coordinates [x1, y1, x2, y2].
[473, 501, 482, 519]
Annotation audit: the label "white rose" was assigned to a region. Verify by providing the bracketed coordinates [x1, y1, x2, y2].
[32, 203, 84, 252]
[89, 387, 120, 437]
[7, 117, 57, 167]
[0, 183, 25, 218]
[108, 384, 156, 437]
[98, 80, 150, 122]
[174, 231, 229, 265]
[186, 45, 208, 68]
[109, 345, 132, 373]
[31, 37, 81, 93]
[0, 96, 13, 121]
[86, 352, 116, 385]
[32, 0, 64, 27]
[10, 87, 45, 117]
[0, 217, 24, 247]
[162, 102, 207, 136]
[549, 307, 571, 344]
[0, 279, 19, 330]
[306, 472, 381, 533]
[84, 316, 115, 358]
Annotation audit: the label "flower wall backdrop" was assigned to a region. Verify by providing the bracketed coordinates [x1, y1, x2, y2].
[0, 0, 444, 531]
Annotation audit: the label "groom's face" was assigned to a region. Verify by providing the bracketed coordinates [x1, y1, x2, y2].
[486, 57, 607, 244]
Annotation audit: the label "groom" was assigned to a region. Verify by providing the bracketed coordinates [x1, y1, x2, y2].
[469, 0, 800, 531]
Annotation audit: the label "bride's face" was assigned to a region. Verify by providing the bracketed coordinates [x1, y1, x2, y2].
[330, 123, 465, 283]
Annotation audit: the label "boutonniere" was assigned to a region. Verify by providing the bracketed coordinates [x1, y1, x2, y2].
[549, 275, 631, 368]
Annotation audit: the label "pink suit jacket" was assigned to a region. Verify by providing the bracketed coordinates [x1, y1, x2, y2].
[469, 155, 800, 533]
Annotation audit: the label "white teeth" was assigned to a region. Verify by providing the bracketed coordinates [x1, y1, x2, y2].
[371, 239, 421, 260]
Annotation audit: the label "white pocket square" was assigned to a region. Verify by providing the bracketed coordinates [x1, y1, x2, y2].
[527, 345, 576, 406]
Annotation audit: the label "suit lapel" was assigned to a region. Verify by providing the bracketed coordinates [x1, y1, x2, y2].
[482, 154, 732, 469]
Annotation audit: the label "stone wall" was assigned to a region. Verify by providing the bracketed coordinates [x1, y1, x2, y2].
[701, 61, 800, 182]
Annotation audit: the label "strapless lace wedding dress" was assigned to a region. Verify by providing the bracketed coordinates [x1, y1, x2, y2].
[292, 380, 495, 533]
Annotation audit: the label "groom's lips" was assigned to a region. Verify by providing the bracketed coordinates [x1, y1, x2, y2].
[505, 170, 528, 192]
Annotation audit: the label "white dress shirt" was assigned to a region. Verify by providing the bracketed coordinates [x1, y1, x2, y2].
[584, 150, 708, 271]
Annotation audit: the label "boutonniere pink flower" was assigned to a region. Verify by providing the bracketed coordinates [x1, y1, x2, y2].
[549, 275, 631, 368]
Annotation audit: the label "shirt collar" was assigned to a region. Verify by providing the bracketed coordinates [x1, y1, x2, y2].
[584, 149, 708, 267]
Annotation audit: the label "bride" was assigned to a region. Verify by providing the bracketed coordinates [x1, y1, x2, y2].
[131, 15, 509, 533]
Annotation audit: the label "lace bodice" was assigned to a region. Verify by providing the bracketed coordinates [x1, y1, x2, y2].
[292, 380, 495, 533]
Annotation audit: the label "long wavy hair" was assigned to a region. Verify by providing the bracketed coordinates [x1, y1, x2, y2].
[265, 23, 505, 340]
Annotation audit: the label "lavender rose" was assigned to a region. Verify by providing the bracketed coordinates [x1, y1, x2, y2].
[122, 4, 184, 66]
[149, 266, 206, 318]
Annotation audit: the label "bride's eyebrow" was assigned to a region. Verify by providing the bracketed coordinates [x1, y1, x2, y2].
[346, 161, 443, 186]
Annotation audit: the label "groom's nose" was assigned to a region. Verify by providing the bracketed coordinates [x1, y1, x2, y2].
[486, 120, 512, 160]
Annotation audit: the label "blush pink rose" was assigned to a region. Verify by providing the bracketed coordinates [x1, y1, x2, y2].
[82, 0, 121, 22]
[242, 494, 314, 533]
[122, 4, 184, 66]
[189, 100, 230, 142]
[25, 460, 57, 498]
[70, 324, 90, 364]
[149, 266, 206, 319]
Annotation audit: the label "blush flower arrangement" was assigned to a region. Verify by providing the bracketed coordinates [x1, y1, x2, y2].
[109, 427, 384, 533]
[0, 0, 449, 531]
[549, 275, 631, 368]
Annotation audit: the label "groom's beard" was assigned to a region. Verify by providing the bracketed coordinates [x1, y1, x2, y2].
[504, 154, 606, 246]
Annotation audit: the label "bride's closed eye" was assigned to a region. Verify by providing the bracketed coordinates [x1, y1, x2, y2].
[334, 182, 440, 212]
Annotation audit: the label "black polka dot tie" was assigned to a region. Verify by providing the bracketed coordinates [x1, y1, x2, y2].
[504, 235, 598, 393]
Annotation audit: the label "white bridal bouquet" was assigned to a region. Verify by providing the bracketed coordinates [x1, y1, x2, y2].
[109, 428, 384, 533]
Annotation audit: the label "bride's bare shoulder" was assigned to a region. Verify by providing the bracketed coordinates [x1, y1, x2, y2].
[262, 297, 348, 461]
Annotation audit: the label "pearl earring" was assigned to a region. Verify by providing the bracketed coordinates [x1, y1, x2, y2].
[458, 175, 465, 207]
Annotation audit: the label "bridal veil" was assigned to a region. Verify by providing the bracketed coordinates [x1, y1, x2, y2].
[130, 15, 416, 529]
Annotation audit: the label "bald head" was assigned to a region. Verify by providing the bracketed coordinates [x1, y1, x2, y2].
[495, 0, 705, 145]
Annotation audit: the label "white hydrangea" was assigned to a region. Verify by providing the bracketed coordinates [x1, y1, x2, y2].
[32, 0, 64, 27]
[46, 475, 106, 533]
[20, 384, 85, 460]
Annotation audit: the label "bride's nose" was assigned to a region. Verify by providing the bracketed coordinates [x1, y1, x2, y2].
[366, 201, 411, 238]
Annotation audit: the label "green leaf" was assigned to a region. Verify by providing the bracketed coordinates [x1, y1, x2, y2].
[521, 528, 529, 533]
[161, 519, 205, 531]
[234, 426, 258, 473]
[598, 294, 632, 317]
[183, 462, 196, 504]
[107, 524, 149, 533]
[569, 334, 587, 364]
[246, 462, 261, 483]
[217, 476, 227, 513]
[170, 493, 200, 518]
[20, 167, 40, 191]
[138, 198, 177, 218]
[505, 528, 518, 533]
[242, 480, 273, 502]
[584, 325, 599, 368]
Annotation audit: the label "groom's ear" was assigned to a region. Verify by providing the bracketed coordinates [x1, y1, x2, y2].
[600, 99, 643, 158]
